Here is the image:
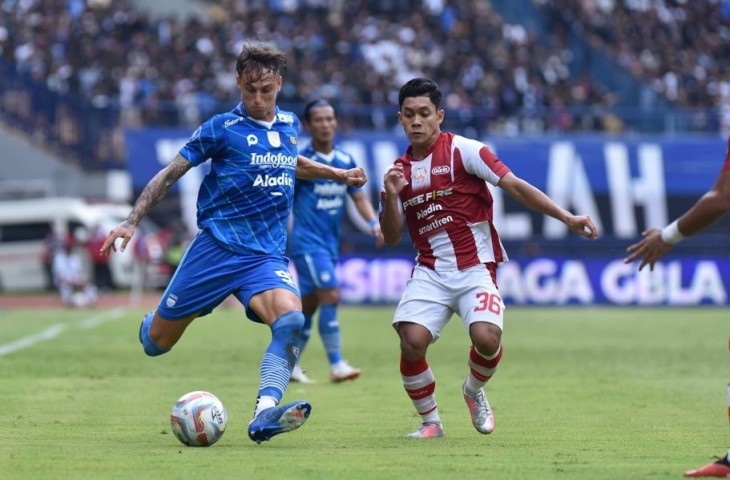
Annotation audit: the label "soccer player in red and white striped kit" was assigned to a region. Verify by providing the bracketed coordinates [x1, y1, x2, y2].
[379, 78, 599, 438]
[626, 137, 730, 478]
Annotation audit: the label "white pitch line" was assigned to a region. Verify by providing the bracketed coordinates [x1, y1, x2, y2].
[0, 309, 127, 357]
[79, 308, 126, 329]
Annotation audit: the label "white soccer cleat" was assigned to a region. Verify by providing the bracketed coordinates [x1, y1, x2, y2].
[406, 422, 444, 439]
[290, 364, 316, 384]
[462, 382, 495, 434]
[329, 360, 362, 383]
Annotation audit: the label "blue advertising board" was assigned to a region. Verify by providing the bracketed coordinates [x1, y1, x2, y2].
[125, 129, 730, 305]
[327, 255, 729, 306]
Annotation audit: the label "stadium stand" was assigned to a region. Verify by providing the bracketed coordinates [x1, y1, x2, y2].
[536, 0, 730, 133]
[0, 0, 728, 170]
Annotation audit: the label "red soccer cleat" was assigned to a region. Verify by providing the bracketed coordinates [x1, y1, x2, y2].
[684, 451, 730, 478]
[406, 422, 444, 439]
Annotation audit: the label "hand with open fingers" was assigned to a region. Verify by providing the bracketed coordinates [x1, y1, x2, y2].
[344, 167, 366, 187]
[383, 164, 408, 196]
[99, 221, 135, 256]
[566, 214, 599, 240]
[624, 227, 672, 271]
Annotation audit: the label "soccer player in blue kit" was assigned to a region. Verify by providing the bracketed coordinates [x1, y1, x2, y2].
[288, 100, 383, 384]
[100, 44, 366, 444]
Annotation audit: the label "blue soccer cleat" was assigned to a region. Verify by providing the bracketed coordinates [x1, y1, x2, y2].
[247, 400, 312, 444]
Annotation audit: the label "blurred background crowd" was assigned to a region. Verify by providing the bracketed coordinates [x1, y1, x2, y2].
[2, 0, 730, 170]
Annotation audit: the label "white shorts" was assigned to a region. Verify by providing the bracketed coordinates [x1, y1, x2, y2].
[393, 263, 505, 343]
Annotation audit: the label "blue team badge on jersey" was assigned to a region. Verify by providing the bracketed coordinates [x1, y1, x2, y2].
[247, 134, 258, 146]
[290, 136, 297, 144]
[267, 131, 281, 148]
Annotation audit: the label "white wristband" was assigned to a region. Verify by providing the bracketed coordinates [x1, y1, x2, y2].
[661, 220, 685, 245]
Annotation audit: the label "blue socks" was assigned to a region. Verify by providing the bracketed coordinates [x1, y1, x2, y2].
[298, 312, 313, 357]
[318, 304, 342, 365]
[258, 311, 305, 400]
[138, 311, 168, 357]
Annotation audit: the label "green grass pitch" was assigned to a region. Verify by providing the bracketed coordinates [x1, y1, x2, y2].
[0, 305, 727, 479]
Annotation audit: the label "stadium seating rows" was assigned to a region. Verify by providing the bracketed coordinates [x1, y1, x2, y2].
[0, 0, 728, 168]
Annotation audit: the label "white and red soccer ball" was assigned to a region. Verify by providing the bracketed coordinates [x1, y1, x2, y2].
[170, 391, 227, 447]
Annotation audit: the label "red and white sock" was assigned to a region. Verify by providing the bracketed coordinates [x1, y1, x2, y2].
[401, 357, 440, 424]
[464, 344, 503, 393]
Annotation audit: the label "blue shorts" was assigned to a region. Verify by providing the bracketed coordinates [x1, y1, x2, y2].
[156, 230, 299, 323]
[290, 251, 339, 296]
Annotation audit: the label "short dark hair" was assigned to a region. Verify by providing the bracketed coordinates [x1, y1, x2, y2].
[302, 99, 336, 122]
[398, 78, 443, 110]
[236, 43, 288, 81]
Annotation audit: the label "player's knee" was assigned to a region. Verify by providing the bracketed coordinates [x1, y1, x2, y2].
[398, 331, 429, 361]
[139, 312, 169, 357]
[273, 311, 305, 334]
[397, 323, 431, 360]
[471, 325, 502, 356]
[271, 311, 305, 363]
[400, 340, 427, 362]
[272, 311, 305, 346]
[141, 338, 168, 357]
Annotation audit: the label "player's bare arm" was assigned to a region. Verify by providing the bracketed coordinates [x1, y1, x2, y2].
[380, 164, 408, 245]
[351, 190, 385, 247]
[100, 154, 192, 255]
[674, 170, 730, 236]
[295, 155, 366, 186]
[625, 169, 730, 271]
[498, 172, 598, 240]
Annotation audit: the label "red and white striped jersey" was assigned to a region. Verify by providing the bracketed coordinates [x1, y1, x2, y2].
[381, 132, 511, 271]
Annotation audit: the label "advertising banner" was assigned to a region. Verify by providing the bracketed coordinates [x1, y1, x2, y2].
[125, 129, 730, 305]
[329, 255, 729, 306]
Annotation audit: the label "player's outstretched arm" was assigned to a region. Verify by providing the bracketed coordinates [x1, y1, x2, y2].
[498, 172, 598, 240]
[624, 169, 730, 271]
[351, 190, 385, 247]
[295, 155, 366, 186]
[100, 154, 192, 255]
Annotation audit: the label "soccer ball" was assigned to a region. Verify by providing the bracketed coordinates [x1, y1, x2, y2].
[170, 391, 228, 447]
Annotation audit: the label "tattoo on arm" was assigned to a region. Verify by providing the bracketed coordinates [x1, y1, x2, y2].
[127, 155, 192, 226]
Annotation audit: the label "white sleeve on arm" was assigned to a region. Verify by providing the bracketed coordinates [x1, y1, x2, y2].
[453, 135, 509, 186]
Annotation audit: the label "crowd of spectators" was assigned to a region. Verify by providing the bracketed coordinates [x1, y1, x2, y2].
[538, 0, 730, 131]
[0, 0, 729, 167]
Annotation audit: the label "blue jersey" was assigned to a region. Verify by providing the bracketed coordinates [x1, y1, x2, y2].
[179, 103, 300, 256]
[288, 144, 359, 258]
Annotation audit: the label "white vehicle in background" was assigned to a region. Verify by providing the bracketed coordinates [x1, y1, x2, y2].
[0, 197, 167, 292]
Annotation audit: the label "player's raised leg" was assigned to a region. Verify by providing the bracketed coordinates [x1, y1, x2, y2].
[460, 277, 504, 435]
[139, 310, 198, 356]
[462, 342, 501, 434]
